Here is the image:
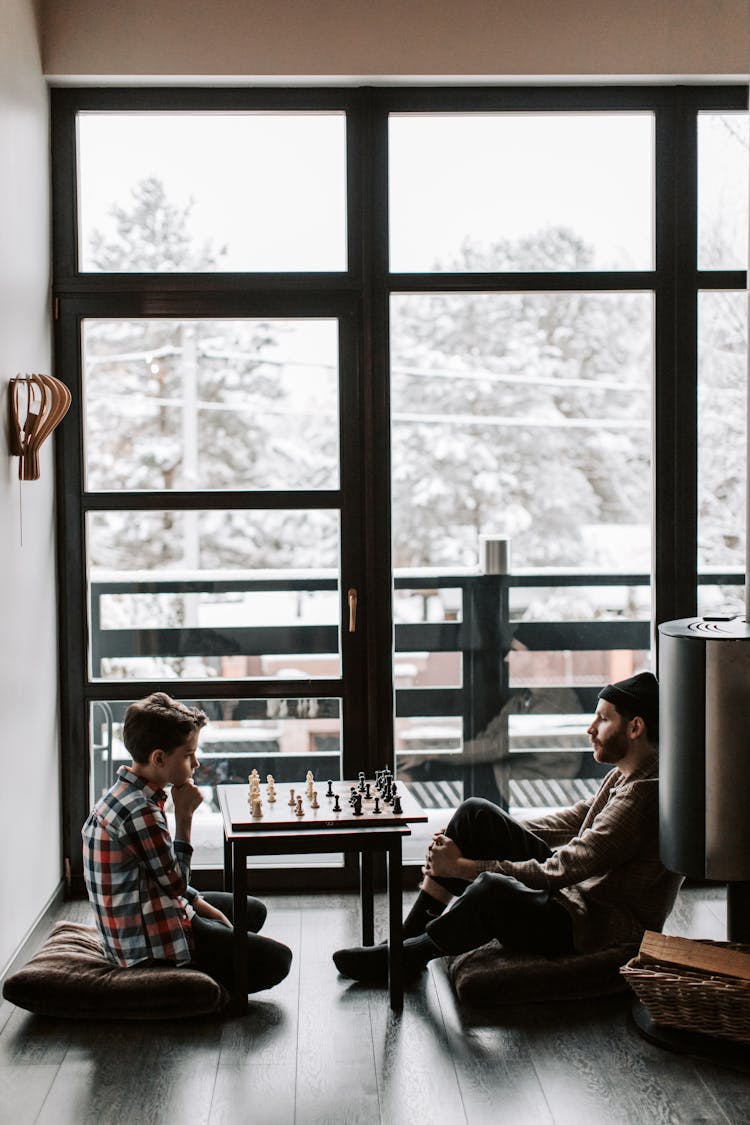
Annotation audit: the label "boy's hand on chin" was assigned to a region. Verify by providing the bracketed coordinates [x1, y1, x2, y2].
[171, 779, 204, 817]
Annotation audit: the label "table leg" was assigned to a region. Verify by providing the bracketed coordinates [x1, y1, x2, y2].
[387, 836, 403, 1010]
[223, 832, 233, 893]
[360, 850, 375, 945]
[232, 846, 249, 1015]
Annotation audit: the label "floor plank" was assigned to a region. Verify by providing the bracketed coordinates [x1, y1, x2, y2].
[0, 1064, 60, 1125]
[210, 1062, 297, 1125]
[368, 975, 468, 1125]
[38, 1022, 222, 1125]
[430, 960, 555, 1125]
[0, 1009, 72, 1066]
[524, 998, 734, 1125]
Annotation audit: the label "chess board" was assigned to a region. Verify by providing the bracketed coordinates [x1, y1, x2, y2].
[223, 779, 428, 832]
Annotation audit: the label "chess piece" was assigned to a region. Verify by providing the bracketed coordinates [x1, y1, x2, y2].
[349, 787, 357, 806]
[352, 793, 363, 816]
[295, 795, 305, 817]
[365, 783, 371, 799]
[358, 772, 366, 792]
[333, 795, 341, 812]
[267, 774, 275, 785]
[373, 797, 381, 814]
[288, 788, 296, 807]
[311, 790, 320, 809]
[392, 795, 403, 815]
[251, 798, 263, 819]
[326, 779, 334, 798]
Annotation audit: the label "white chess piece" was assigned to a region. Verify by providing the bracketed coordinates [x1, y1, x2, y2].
[251, 798, 263, 819]
[295, 795, 305, 817]
[288, 788, 296, 807]
[311, 790, 320, 809]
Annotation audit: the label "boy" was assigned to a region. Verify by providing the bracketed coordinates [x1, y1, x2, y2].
[83, 691, 292, 994]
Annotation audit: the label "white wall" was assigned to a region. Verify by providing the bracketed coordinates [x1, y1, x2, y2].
[0, 0, 60, 976]
[39, 0, 750, 80]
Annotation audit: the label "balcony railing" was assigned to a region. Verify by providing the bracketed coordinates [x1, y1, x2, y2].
[88, 567, 743, 812]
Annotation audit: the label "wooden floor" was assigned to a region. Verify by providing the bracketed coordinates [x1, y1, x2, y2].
[2, 885, 750, 1125]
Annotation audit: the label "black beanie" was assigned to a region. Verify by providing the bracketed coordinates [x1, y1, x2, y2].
[598, 671, 659, 732]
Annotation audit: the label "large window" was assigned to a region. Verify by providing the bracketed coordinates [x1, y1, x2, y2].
[52, 86, 748, 886]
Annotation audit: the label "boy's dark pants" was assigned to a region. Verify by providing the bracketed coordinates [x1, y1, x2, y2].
[425, 797, 575, 956]
[190, 891, 292, 993]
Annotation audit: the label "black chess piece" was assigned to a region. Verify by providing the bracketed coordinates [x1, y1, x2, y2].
[352, 793, 363, 816]
[333, 794, 341, 812]
[349, 786, 357, 805]
[326, 779, 334, 798]
[373, 797, 381, 814]
[392, 795, 403, 815]
[365, 782, 371, 799]
[358, 775, 366, 793]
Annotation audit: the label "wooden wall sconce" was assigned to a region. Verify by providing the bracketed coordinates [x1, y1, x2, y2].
[8, 374, 71, 481]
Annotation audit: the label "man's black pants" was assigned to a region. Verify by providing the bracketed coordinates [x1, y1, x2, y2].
[190, 891, 292, 993]
[425, 797, 575, 957]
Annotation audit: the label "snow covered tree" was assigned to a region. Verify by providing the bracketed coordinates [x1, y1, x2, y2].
[85, 178, 338, 573]
[391, 227, 652, 573]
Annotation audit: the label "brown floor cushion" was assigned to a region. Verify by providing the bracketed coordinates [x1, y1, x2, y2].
[447, 941, 638, 1007]
[2, 921, 229, 1019]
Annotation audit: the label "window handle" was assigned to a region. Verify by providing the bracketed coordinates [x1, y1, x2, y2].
[348, 588, 358, 633]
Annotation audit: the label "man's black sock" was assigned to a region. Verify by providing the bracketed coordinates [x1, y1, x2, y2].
[332, 933, 443, 984]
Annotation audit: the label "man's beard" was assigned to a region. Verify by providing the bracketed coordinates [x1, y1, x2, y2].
[593, 728, 629, 765]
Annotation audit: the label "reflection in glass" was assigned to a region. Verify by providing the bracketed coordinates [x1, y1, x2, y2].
[391, 292, 653, 570]
[506, 712, 603, 814]
[508, 648, 651, 688]
[87, 509, 340, 681]
[82, 319, 339, 491]
[509, 585, 650, 622]
[389, 113, 653, 272]
[77, 112, 347, 272]
[698, 113, 749, 270]
[394, 653, 462, 689]
[89, 698, 343, 868]
[698, 292, 747, 572]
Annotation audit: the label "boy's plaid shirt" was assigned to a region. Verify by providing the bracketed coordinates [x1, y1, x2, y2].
[82, 765, 195, 966]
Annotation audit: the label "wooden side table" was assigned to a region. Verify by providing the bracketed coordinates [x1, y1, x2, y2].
[218, 786, 413, 1011]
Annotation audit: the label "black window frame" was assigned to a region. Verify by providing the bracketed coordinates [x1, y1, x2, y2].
[52, 84, 748, 892]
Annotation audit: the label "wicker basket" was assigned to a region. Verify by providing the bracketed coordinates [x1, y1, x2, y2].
[621, 941, 750, 1043]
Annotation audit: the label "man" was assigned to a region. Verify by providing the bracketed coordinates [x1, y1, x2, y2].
[333, 671, 683, 984]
